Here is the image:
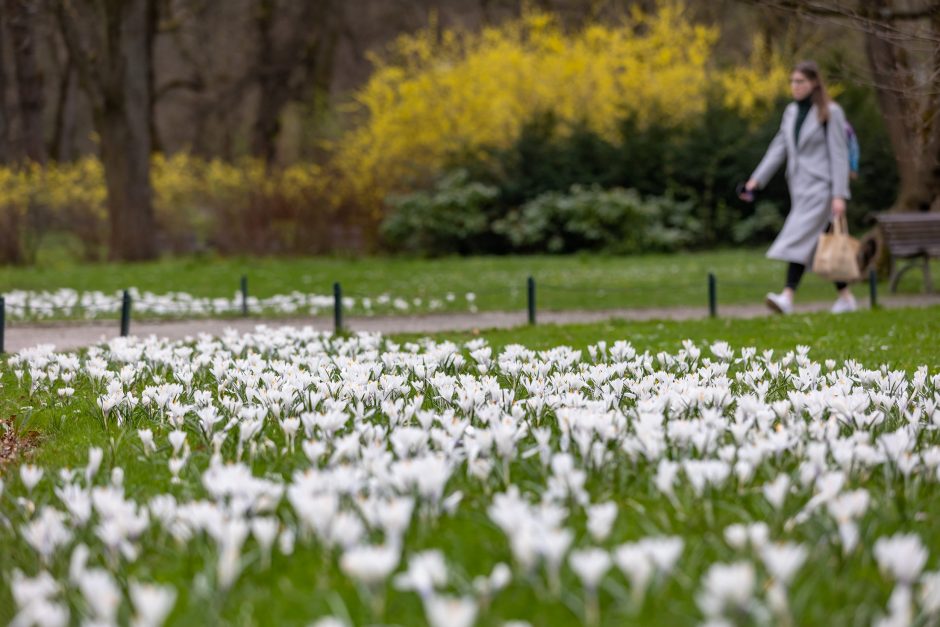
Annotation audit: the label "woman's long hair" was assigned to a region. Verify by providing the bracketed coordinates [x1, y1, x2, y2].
[793, 60, 831, 123]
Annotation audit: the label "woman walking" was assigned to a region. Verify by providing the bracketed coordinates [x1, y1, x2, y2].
[743, 60, 857, 314]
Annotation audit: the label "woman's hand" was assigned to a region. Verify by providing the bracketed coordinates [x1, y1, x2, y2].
[738, 179, 759, 202]
[831, 197, 846, 217]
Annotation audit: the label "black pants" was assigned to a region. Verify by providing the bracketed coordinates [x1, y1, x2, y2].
[786, 262, 847, 291]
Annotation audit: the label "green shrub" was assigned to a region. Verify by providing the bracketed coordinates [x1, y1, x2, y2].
[493, 185, 700, 254]
[380, 170, 500, 255]
[732, 200, 785, 245]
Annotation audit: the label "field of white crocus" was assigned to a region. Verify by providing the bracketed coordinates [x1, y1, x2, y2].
[2, 327, 939, 626]
[2, 289, 477, 321]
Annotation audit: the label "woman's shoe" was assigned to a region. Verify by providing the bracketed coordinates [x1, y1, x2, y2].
[765, 292, 793, 314]
[831, 294, 858, 314]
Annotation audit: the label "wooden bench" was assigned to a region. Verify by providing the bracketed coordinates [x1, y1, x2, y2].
[876, 212, 940, 293]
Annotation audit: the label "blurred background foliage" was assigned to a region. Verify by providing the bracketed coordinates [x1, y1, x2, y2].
[0, 1, 900, 261]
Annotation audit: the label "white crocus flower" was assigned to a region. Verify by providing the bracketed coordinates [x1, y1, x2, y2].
[138, 429, 156, 455]
[540, 527, 574, 588]
[586, 502, 617, 542]
[760, 543, 807, 585]
[10, 569, 68, 627]
[570, 547, 612, 626]
[569, 548, 612, 590]
[724, 524, 749, 550]
[250, 517, 279, 568]
[280, 417, 301, 453]
[168, 430, 186, 455]
[875, 584, 913, 627]
[216, 518, 250, 590]
[874, 534, 929, 585]
[724, 522, 768, 551]
[762, 474, 790, 510]
[86, 446, 104, 484]
[340, 543, 400, 586]
[20, 465, 43, 493]
[474, 562, 512, 598]
[423, 594, 477, 627]
[54, 483, 92, 525]
[130, 581, 177, 627]
[278, 528, 295, 556]
[640, 536, 684, 575]
[653, 459, 679, 497]
[79, 568, 121, 624]
[21, 506, 72, 563]
[614, 543, 653, 602]
[394, 550, 448, 596]
[11, 569, 59, 610]
[168, 458, 186, 484]
[919, 571, 940, 615]
[697, 561, 755, 619]
[69, 543, 90, 583]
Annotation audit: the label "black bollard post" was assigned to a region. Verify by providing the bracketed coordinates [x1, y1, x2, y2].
[527, 276, 536, 325]
[708, 273, 717, 318]
[240, 275, 249, 317]
[0, 295, 5, 355]
[120, 290, 132, 337]
[333, 282, 343, 333]
[869, 269, 878, 309]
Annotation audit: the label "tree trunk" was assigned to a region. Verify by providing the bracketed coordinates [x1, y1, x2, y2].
[250, 0, 337, 166]
[6, 0, 45, 163]
[251, 82, 291, 166]
[0, 12, 11, 164]
[98, 0, 156, 261]
[922, 8, 940, 212]
[863, 0, 940, 213]
[146, 0, 161, 154]
[98, 105, 155, 261]
[49, 57, 77, 161]
[57, 0, 157, 261]
[250, 0, 282, 165]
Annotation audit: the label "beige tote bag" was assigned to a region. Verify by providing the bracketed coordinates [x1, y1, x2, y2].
[812, 215, 861, 282]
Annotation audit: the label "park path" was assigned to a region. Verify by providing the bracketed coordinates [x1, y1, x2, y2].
[4, 293, 939, 354]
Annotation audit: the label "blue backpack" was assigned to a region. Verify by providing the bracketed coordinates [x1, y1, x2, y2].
[825, 117, 861, 179]
[845, 122, 860, 178]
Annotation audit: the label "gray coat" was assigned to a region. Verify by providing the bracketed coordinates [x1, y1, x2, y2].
[751, 101, 851, 265]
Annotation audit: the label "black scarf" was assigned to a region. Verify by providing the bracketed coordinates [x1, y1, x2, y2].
[794, 96, 813, 144]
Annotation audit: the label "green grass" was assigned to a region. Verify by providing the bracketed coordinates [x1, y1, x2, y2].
[398, 305, 940, 373]
[2, 250, 937, 319]
[1, 306, 938, 625]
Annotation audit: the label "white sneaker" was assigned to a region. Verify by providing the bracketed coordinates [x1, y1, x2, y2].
[765, 292, 793, 314]
[831, 294, 858, 314]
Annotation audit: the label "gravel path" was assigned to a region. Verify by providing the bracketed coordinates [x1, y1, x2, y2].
[4, 294, 939, 353]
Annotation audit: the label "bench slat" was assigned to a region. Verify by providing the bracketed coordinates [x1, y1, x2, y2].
[885, 238, 940, 246]
[876, 213, 940, 224]
[881, 223, 940, 232]
[884, 235, 940, 246]
[883, 233, 940, 242]
[888, 245, 940, 255]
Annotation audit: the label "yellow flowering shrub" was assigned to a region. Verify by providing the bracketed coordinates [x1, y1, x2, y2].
[718, 42, 792, 117]
[0, 154, 332, 262]
[335, 2, 790, 210]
